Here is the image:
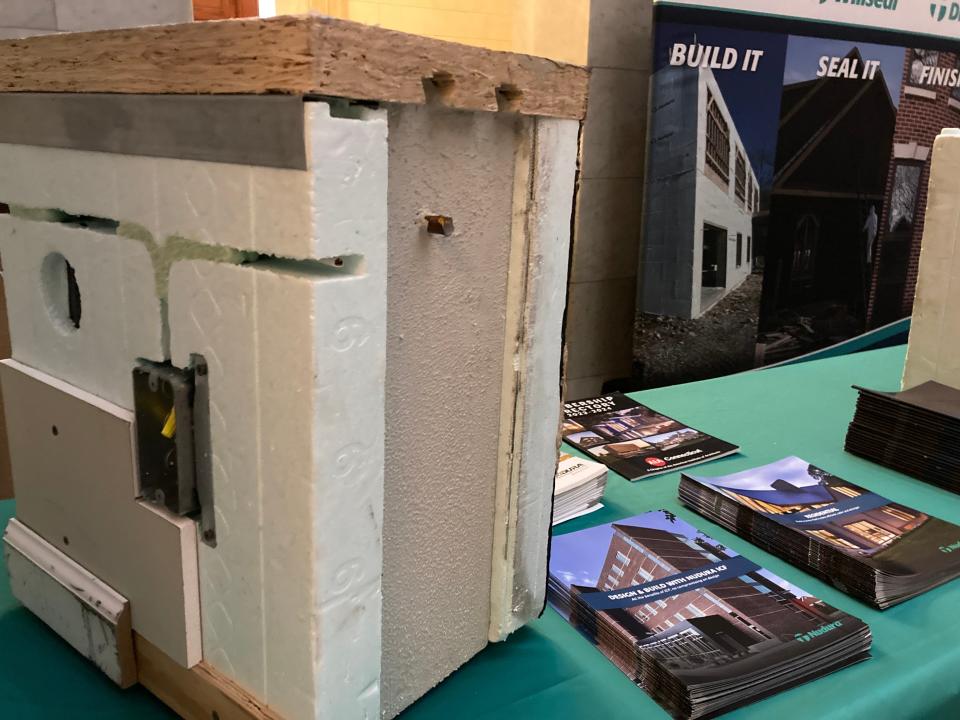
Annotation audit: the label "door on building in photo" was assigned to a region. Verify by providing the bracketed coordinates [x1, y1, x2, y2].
[193, 0, 258, 20]
[702, 224, 728, 289]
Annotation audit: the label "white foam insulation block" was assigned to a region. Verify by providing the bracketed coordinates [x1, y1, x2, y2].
[903, 129, 960, 390]
[0, 359, 201, 667]
[4, 518, 137, 687]
[168, 255, 386, 720]
[165, 102, 388, 720]
[0, 95, 578, 720]
[0, 102, 386, 265]
[379, 107, 578, 717]
[0, 215, 162, 410]
[380, 104, 518, 716]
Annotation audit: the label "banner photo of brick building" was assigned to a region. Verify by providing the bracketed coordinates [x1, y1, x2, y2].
[636, 1, 960, 387]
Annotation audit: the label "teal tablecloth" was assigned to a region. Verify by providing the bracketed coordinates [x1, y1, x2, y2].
[2, 345, 959, 719]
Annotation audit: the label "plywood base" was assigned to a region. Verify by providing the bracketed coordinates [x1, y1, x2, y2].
[135, 634, 282, 720]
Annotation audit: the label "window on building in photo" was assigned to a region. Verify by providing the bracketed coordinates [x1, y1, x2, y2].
[735, 151, 746, 202]
[736, 233, 743, 267]
[792, 214, 819, 277]
[910, 48, 939, 85]
[844, 520, 897, 546]
[889, 163, 923, 232]
[807, 529, 860, 550]
[882, 506, 916, 522]
[705, 90, 731, 183]
[833, 485, 861, 499]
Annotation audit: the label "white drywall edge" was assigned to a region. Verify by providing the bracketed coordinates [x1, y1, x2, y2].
[489, 117, 580, 640]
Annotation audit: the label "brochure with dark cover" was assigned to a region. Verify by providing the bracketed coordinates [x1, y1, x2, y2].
[680, 456, 960, 609]
[549, 509, 871, 719]
[846, 382, 960, 494]
[563, 393, 738, 480]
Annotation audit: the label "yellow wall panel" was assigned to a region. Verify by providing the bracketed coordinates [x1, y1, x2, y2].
[274, 0, 588, 65]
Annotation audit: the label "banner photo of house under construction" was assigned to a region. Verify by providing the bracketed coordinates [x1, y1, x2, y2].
[637, 1, 960, 387]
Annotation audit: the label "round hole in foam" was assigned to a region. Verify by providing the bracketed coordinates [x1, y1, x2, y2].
[40, 252, 82, 333]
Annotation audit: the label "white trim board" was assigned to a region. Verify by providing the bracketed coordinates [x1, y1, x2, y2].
[3, 518, 137, 687]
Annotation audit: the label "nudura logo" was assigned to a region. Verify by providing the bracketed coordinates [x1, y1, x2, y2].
[818, 0, 898, 10]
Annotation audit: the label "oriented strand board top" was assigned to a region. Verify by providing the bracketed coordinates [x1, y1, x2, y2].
[0, 15, 588, 120]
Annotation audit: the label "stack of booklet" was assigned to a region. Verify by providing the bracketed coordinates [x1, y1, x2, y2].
[563, 393, 738, 481]
[549, 510, 871, 719]
[680, 457, 960, 608]
[846, 382, 960, 494]
[553, 453, 607, 525]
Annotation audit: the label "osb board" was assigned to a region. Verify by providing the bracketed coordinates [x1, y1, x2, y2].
[0, 15, 589, 120]
[0, 360, 201, 668]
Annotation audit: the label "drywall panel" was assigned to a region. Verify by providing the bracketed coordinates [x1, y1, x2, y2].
[489, 116, 579, 640]
[1, 360, 200, 667]
[168, 258, 386, 720]
[4, 518, 136, 687]
[381, 103, 521, 717]
[0, 216, 162, 410]
[903, 130, 960, 390]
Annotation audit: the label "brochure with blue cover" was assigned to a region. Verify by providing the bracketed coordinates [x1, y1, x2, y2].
[548, 509, 871, 719]
[680, 456, 960, 608]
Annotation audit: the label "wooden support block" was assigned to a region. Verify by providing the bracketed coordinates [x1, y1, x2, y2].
[3, 518, 136, 687]
[134, 634, 282, 720]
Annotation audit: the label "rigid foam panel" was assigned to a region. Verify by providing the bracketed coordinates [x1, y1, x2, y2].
[168, 258, 385, 720]
[489, 117, 579, 640]
[0, 216, 163, 410]
[381, 103, 523, 717]
[904, 129, 960, 390]
[1, 360, 201, 667]
[0, 100, 387, 264]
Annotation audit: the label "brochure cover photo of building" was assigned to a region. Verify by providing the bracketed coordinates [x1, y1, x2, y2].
[637, 0, 960, 388]
[681, 456, 960, 607]
[548, 510, 872, 718]
[563, 393, 738, 480]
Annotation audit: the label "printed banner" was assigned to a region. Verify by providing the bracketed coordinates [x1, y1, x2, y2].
[657, 0, 960, 39]
[636, 2, 960, 387]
